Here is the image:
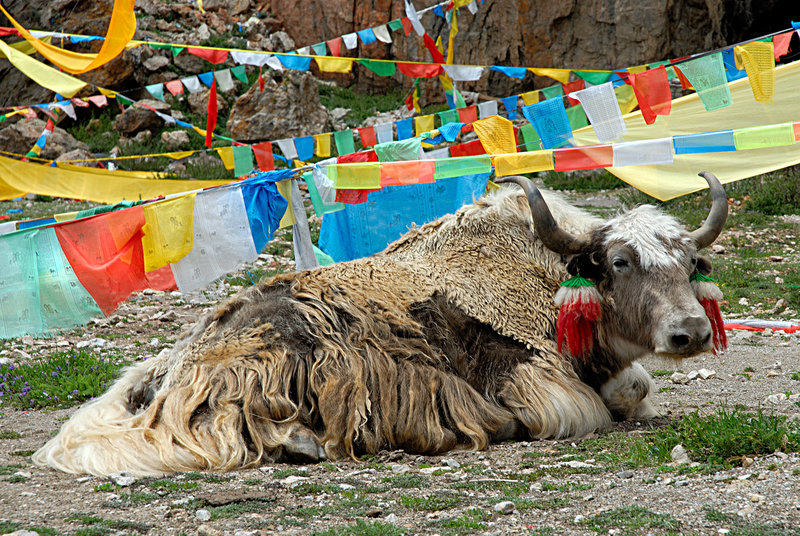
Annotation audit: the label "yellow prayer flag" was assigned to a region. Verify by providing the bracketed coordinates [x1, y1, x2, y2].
[734, 42, 775, 102]
[521, 91, 540, 106]
[529, 68, 571, 85]
[0, 0, 136, 74]
[216, 147, 235, 170]
[315, 57, 354, 73]
[627, 64, 648, 74]
[494, 151, 554, 176]
[472, 115, 517, 155]
[485, 180, 500, 194]
[414, 115, 435, 136]
[165, 150, 197, 160]
[141, 193, 196, 272]
[614, 84, 638, 114]
[446, 10, 458, 64]
[9, 35, 51, 56]
[54, 211, 79, 223]
[0, 40, 87, 98]
[276, 180, 296, 228]
[314, 133, 332, 157]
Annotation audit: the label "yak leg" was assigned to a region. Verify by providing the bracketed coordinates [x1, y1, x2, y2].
[280, 424, 326, 462]
[599, 361, 659, 421]
[499, 360, 612, 440]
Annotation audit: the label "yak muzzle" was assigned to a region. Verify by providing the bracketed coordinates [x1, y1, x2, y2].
[655, 314, 713, 357]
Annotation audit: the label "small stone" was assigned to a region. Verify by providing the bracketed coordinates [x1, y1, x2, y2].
[161, 130, 191, 150]
[365, 508, 383, 518]
[441, 458, 461, 469]
[766, 370, 781, 377]
[687, 370, 700, 381]
[13, 471, 32, 479]
[711, 244, 726, 254]
[738, 297, 750, 306]
[493, 501, 515, 514]
[616, 470, 634, 479]
[149, 337, 161, 348]
[339, 483, 355, 491]
[3, 530, 40, 536]
[573, 514, 585, 523]
[698, 368, 716, 380]
[741, 456, 754, 467]
[280, 475, 309, 487]
[671, 444, 691, 465]
[108, 471, 136, 487]
[768, 255, 784, 262]
[143, 55, 170, 71]
[391, 464, 411, 474]
[21, 335, 34, 346]
[737, 507, 754, 517]
[765, 393, 787, 404]
[670, 372, 689, 384]
[195, 508, 212, 522]
[674, 479, 689, 487]
[384, 513, 398, 523]
[718, 529, 730, 534]
[750, 494, 765, 503]
[10, 349, 31, 361]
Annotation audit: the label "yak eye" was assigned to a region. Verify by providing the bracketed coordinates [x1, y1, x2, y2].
[690, 256, 698, 266]
[612, 258, 629, 269]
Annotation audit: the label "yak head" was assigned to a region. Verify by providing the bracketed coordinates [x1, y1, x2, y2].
[498, 172, 728, 362]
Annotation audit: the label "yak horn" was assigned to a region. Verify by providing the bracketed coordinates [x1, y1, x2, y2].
[495, 176, 591, 255]
[689, 172, 729, 250]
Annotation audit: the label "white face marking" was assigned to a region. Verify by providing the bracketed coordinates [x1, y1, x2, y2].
[602, 206, 689, 270]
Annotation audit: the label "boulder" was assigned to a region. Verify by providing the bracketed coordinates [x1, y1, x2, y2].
[161, 130, 191, 150]
[55, 149, 95, 167]
[188, 89, 230, 118]
[0, 118, 89, 160]
[144, 55, 171, 72]
[226, 72, 330, 142]
[113, 100, 171, 135]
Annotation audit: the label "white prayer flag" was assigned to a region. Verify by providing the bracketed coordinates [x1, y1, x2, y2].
[442, 65, 485, 81]
[571, 82, 626, 142]
[478, 100, 498, 118]
[613, 138, 674, 167]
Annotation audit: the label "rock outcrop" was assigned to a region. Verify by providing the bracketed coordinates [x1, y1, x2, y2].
[226, 71, 331, 142]
[0, 118, 89, 160]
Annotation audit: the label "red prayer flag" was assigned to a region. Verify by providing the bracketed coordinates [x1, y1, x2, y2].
[205, 79, 217, 148]
[252, 141, 275, 171]
[562, 79, 585, 106]
[357, 126, 377, 147]
[672, 66, 694, 90]
[397, 62, 444, 78]
[337, 151, 377, 164]
[457, 105, 478, 125]
[422, 33, 445, 64]
[380, 160, 436, 187]
[54, 207, 176, 315]
[625, 65, 671, 125]
[327, 37, 343, 57]
[187, 47, 229, 64]
[0, 27, 20, 37]
[553, 145, 614, 171]
[773, 31, 793, 61]
[793, 121, 800, 142]
[449, 139, 486, 157]
[400, 17, 413, 36]
[165, 80, 184, 96]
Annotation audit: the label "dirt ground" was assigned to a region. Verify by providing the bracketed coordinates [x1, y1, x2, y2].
[1, 193, 800, 536]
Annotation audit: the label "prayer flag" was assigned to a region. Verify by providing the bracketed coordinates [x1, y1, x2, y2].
[357, 126, 377, 147]
[327, 37, 343, 56]
[478, 100, 498, 118]
[233, 145, 254, 177]
[294, 136, 315, 161]
[333, 130, 355, 155]
[357, 28, 378, 45]
[373, 25, 393, 43]
[146, 83, 165, 101]
[494, 151, 554, 176]
[398, 62, 443, 78]
[612, 138, 674, 167]
[314, 133, 332, 157]
[521, 98, 573, 149]
[205, 79, 217, 148]
[490, 65, 527, 79]
[187, 47, 228, 64]
[472, 115, 517, 155]
[734, 42, 775, 102]
[625, 65, 671, 124]
[358, 59, 396, 76]
[553, 145, 613, 171]
[214, 69, 235, 92]
[395, 118, 414, 140]
[414, 114, 435, 136]
[500, 95, 518, 120]
[676, 52, 731, 111]
[252, 141, 275, 171]
[570, 82, 626, 142]
[374, 123, 394, 144]
[275, 138, 299, 159]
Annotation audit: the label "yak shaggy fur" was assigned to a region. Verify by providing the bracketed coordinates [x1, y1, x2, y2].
[37, 188, 659, 477]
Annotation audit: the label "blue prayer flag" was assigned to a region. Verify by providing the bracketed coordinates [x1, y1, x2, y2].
[521, 98, 574, 149]
[490, 65, 527, 79]
[197, 72, 215, 87]
[396, 118, 414, 140]
[673, 130, 736, 154]
[500, 96, 518, 120]
[294, 136, 315, 161]
[277, 53, 312, 71]
[357, 28, 377, 45]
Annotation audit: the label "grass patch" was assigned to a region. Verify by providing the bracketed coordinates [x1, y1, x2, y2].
[380, 474, 426, 489]
[209, 498, 275, 519]
[440, 509, 492, 534]
[450, 479, 528, 497]
[66, 513, 150, 534]
[0, 350, 124, 409]
[581, 506, 680, 535]
[0, 431, 21, 439]
[312, 520, 406, 536]
[791, 371, 800, 381]
[541, 170, 627, 191]
[704, 506, 800, 536]
[398, 494, 461, 511]
[148, 479, 199, 492]
[318, 84, 406, 128]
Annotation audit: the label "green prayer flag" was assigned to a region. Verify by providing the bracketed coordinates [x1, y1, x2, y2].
[434, 156, 492, 179]
[230, 65, 248, 84]
[677, 52, 732, 112]
[333, 130, 356, 155]
[437, 109, 459, 125]
[374, 138, 422, 162]
[358, 59, 396, 77]
[566, 104, 589, 130]
[233, 145, 254, 177]
[573, 71, 612, 85]
[519, 123, 541, 151]
[388, 19, 404, 31]
[733, 123, 796, 150]
[171, 46, 183, 57]
[540, 85, 564, 100]
[311, 42, 327, 56]
[303, 171, 344, 216]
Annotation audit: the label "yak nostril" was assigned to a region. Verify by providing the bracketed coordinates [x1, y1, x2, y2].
[700, 331, 711, 345]
[671, 334, 690, 349]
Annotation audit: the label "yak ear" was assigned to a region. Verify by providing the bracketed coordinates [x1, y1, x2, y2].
[696, 255, 713, 276]
[567, 251, 605, 281]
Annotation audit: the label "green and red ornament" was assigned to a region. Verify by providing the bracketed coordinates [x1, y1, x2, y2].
[691, 272, 727, 354]
[554, 276, 602, 359]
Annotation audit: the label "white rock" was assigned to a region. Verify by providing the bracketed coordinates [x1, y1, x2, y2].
[339, 483, 355, 491]
[4, 530, 41, 536]
[670, 444, 691, 465]
[493, 501, 515, 514]
[108, 471, 137, 487]
[698, 368, 716, 380]
[750, 494, 765, 503]
[10, 349, 31, 360]
[280, 475, 309, 487]
[765, 393, 787, 404]
[196, 508, 212, 522]
[687, 370, 700, 381]
[556, 460, 596, 469]
[385, 513, 398, 523]
[21, 335, 34, 346]
[738, 297, 750, 306]
[574, 514, 585, 523]
[13, 471, 32, 478]
[149, 337, 161, 348]
[0, 357, 12, 366]
[391, 464, 411, 474]
[442, 458, 461, 469]
[670, 372, 689, 384]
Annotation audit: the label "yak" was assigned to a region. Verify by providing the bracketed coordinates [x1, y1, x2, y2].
[33, 172, 728, 477]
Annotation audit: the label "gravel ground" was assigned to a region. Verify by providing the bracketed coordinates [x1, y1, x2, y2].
[1, 192, 800, 536]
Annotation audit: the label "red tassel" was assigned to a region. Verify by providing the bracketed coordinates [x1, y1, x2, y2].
[699, 297, 727, 354]
[259, 66, 265, 92]
[556, 297, 602, 359]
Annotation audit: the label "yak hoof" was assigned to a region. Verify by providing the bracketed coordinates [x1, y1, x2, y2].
[490, 419, 520, 442]
[283, 428, 326, 462]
